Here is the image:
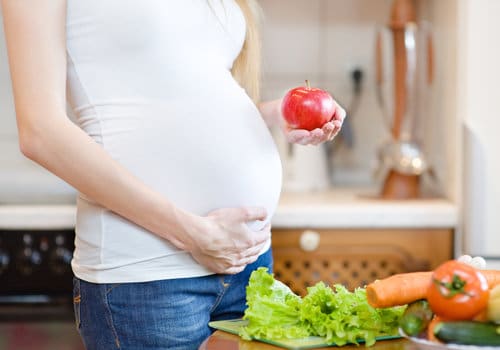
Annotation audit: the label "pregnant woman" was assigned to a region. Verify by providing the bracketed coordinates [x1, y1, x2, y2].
[1, 1, 345, 349]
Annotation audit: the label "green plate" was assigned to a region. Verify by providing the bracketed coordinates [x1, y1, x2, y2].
[209, 319, 401, 350]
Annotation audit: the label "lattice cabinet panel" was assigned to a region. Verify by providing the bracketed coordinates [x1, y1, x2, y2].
[271, 228, 453, 296]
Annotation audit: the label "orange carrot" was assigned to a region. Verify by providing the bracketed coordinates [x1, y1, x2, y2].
[366, 269, 500, 308]
[427, 315, 443, 343]
[366, 272, 431, 308]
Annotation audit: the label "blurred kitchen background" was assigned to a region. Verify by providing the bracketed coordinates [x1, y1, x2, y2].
[260, 0, 449, 194]
[1, 0, 500, 349]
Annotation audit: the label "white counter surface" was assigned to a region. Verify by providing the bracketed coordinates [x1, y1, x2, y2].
[0, 205, 76, 230]
[274, 189, 458, 229]
[0, 189, 458, 230]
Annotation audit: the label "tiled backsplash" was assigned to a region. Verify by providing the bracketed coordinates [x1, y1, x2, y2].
[259, 0, 393, 188]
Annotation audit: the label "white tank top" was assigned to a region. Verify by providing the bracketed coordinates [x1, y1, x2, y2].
[66, 0, 282, 283]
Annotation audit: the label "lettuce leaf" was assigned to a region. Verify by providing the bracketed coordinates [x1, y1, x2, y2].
[301, 282, 404, 346]
[240, 267, 310, 340]
[240, 267, 405, 347]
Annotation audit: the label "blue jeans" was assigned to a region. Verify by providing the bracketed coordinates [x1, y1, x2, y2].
[73, 249, 272, 350]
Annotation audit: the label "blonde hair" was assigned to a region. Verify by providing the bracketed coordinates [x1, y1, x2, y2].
[231, 0, 262, 103]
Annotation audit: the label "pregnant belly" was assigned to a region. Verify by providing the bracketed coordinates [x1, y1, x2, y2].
[84, 94, 283, 229]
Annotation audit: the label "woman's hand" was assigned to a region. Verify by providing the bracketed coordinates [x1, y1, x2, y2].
[258, 98, 346, 146]
[284, 100, 346, 145]
[186, 207, 271, 274]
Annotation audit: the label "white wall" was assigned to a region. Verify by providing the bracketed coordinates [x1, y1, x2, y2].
[0, 4, 20, 149]
[419, 0, 500, 258]
[457, 0, 500, 257]
[416, 0, 459, 201]
[0, 5, 76, 204]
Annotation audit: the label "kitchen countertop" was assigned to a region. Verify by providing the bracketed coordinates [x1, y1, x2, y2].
[274, 188, 458, 229]
[0, 204, 76, 230]
[0, 188, 458, 230]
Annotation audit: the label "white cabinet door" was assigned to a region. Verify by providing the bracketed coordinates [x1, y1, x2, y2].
[460, 0, 500, 258]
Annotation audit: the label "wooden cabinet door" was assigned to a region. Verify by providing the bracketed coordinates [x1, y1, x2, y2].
[271, 228, 453, 295]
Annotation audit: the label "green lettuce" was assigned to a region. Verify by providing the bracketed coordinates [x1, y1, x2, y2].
[240, 266, 310, 340]
[240, 267, 405, 347]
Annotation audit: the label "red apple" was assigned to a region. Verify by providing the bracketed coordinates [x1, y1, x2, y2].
[281, 80, 335, 131]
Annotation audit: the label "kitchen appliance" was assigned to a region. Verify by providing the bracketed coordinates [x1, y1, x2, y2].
[375, 0, 434, 199]
[271, 125, 331, 193]
[282, 143, 330, 193]
[0, 147, 77, 321]
[0, 228, 75, 321]
[0, 206, 81, 348]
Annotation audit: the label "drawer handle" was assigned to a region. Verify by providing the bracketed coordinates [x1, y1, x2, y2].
[299, 230, 320, 252]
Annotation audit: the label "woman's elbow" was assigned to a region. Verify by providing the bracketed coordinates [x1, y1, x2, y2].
[16, 117, 54, 162]
[18, 127, 42, 161]
[16, 107, 65, 161]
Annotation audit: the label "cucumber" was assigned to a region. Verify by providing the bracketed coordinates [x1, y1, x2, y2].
[434, 321, 500, 346]
[399, 300, 433, 336]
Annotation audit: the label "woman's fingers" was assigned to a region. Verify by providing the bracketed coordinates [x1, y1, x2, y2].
[192, 207, 271, 274]
[208, 235, 270, 274]
[238, 206, 268, 222]
[286, 129, 309, 144]
[284, 99, 346, 145]
[333, 102, 347, 123]
[322, 122, 335, 141]
[286, 120, 344, 145]
[207, 206, 267, 222]
[192, 245, 264, 275]
[287, 128, 321, 145]
[326, 103, 346, 141]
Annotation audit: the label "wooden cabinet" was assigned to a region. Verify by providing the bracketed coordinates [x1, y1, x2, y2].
[271, 228, 454, 296]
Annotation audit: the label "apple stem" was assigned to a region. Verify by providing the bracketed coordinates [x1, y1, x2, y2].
[305, 80, 310, 89]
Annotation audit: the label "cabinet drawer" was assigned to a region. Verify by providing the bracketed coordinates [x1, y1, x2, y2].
[271, 228, 453, 296]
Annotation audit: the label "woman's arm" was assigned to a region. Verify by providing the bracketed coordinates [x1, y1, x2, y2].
[258, 99, 282, 128]
[258, 98, 346, 145]
[1, 0, 270, 274]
